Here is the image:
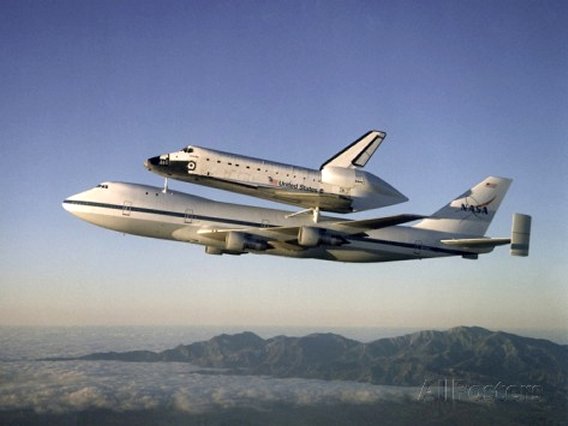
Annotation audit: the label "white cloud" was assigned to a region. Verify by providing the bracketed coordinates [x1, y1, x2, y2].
[0, 360, 416, 414]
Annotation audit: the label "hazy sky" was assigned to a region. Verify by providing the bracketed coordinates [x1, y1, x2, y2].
[1, 0, 566, 333]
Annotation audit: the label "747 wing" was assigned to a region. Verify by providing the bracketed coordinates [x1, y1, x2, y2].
[195, 214, 425, 251]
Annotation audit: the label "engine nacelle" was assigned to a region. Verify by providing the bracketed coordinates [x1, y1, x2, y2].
[205, 246, 244, 256]
[205, 246, 224, 255]
[225, 231, 269, 252]
[297, 227, 346, 248]
[320, 166, 356, 188]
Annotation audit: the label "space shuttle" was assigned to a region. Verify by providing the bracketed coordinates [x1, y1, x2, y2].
[144, 130, 407, 216]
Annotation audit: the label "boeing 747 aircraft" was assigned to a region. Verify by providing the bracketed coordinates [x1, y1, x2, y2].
[63, 176, 531, 263]
[144, 130, 407, 217]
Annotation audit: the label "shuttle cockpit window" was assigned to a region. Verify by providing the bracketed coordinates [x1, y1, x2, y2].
[182, 146, 194, 153]
[96, 184, 109, 189]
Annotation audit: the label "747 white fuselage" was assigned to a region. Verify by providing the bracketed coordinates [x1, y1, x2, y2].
[63, 177, 531, 263]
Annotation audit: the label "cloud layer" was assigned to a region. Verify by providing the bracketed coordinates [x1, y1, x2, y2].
[0, 360, 415, 414]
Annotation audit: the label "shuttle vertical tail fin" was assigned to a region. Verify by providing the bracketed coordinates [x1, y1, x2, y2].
[413, 176, 512, 236]
[320, 130, 386, 170]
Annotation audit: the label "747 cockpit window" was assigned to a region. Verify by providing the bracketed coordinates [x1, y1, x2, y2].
[182, 147, 194, 153]
[96, 184, 109, 189]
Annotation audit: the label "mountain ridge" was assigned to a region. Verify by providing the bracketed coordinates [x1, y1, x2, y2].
[69, 326, 567, 390]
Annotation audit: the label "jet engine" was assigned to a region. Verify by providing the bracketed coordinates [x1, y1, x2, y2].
[297, 226, 346, 247]
[205, 246, 244, 256]
[320, 166, 356, 188]
[225, 231, 269, 252]
[205, 246, 224, 255]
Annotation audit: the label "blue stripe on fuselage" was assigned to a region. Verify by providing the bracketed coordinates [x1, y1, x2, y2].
[62, 199, 270, 228]
[63, 199, 473, 257]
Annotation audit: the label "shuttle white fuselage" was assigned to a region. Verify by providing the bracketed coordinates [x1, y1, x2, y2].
[145, 131, 407, 213]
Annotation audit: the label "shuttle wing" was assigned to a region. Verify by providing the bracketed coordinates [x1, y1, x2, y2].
[184, 176, 355, 213]
[258, 188, 354, 213]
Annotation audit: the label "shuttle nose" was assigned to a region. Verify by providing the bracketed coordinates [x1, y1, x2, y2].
[145, 155, 161, 169]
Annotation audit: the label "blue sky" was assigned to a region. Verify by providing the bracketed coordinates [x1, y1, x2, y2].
[1, 0, 566, 335]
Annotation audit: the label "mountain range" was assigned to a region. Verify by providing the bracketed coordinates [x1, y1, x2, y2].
[74, 326, 568, 392]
